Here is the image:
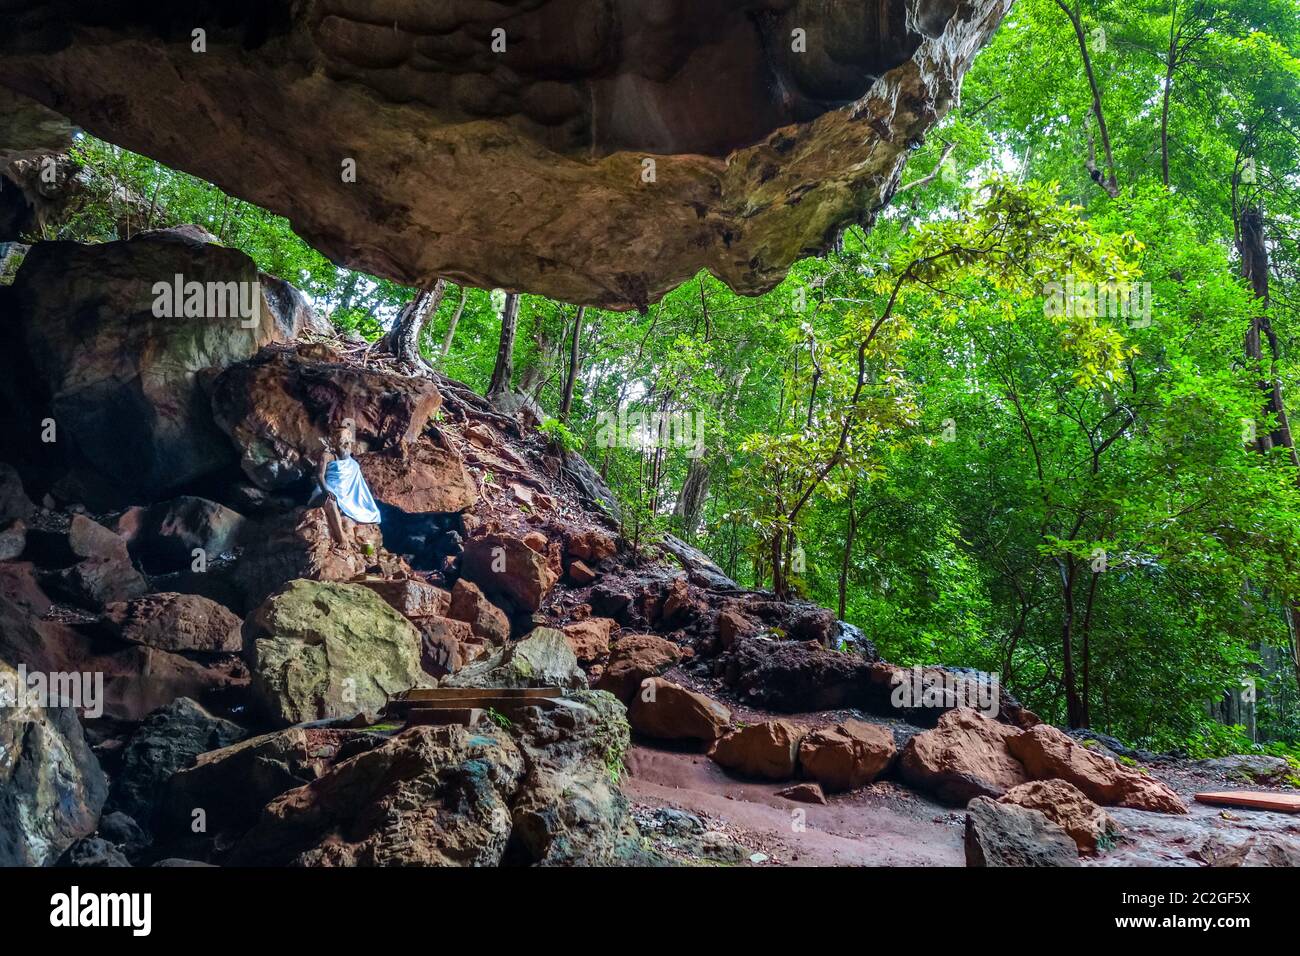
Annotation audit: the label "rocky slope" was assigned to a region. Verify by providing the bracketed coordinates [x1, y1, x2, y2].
[0, 227, 1296, 868]
[0, 0, 1013, 307]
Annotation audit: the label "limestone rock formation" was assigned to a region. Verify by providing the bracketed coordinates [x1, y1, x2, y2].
[247, 579, 426, 725]
[0, 0, 1013, 307]
[965, 796, 1080, 867]
[0, 228, 314, 505]
[0, 659, 107, 866]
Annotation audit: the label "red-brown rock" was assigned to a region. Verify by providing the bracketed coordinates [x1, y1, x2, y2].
[898, 708, 1028, 805]
[103, 592, 243, 654]
[998, 779, 1116, 854]
[1006, 724, 1188, 814]
[359, 577, 451, 619]
[416, 616, 488, 678]
[561, 617, 615, 664]
[566, 529, 618, 563]
[460, 533, 558, 612]
[717, 608, 755, 649]
[710, 720, 805, 781]
[447, 578, 510, 646]
[777, 782, 828, 805]
[567, 559, 597, 585]
[593, 633, 684, 702]
[628, 677, 731, 742]
[798, 720, 896, 792]
[209, 345, 443, 491]
[358, 442, 478, 514]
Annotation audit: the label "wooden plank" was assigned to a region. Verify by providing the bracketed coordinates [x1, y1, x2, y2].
[1194, 791, 1300, 813]
[405, 707, 485, 727]
[395, 687, 563, 702]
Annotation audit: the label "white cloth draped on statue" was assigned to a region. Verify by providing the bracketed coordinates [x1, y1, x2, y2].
[323, 456, 381, 524]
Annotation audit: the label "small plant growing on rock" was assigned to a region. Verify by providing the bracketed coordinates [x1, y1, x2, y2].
[539, 417, 580, 455]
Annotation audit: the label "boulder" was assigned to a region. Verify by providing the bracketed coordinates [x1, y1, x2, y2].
[103, 592, 243, 654]
[45, 554, 148, 610]
[209, 344, 442, 490]
[247, 580, 425, 726]
[447, 578, 510, 645]
[628, 677, 731, 742]
[0, 462, 34, 521]
[159, 727, 365, 847]
[562, 617, 615, 664]
[899, 707, 1028, 805]
[506, 689, 646, 866]
[460, 532, 559, 612]
[798, 720, 896, 792]
[965, 796, 1080, 867]
[108, 697, 246, 825]
[56, 836, 130, 868]
[0, 518, 24, 560]
[721, 635, 891, 712]
[777, 782, 828, 805]
[415, 616, 487, 678]
[0, 3, 1013, 307]
[1196, 754, 1294, 786]
[710, 720, 805, 781]
[359, 577, 451, 619]
[998, 780, 1116, 855]
[717, 608, 755, 649]
[1007, 724, 1188, 814]
[0, 594, 246, 722]
[0, 229, 304, 505]
[594, 633, 685, 702]
[567, 559, 597, 585]
[442, 627, 586, 691]
[358, 441, 477, 513]
[0, 659, 108, 866]
[117, 496, 248, 573]
[232, 506, 391, 609]
[565, 529, 618, 564]
[39, 514, 148, 610]
[229, 725, 525, 866]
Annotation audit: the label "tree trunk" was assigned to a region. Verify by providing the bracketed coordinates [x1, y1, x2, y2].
[439, 285, 469, 359]
[1058, 557, 1085, 728]
[382, 279, 446, 366]
[487, 292, 521, 398]
[672, 456, 711, 540]
[1239, 202, 1300, 698]
[838, 480, 858, 620]
[560, 306, 585, 420]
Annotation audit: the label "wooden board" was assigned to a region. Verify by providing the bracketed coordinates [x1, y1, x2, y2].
[397, 687, 562, 702]
[1194, 791, 1300, 813]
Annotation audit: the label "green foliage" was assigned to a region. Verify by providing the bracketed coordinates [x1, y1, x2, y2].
[539, 417, 580, 455]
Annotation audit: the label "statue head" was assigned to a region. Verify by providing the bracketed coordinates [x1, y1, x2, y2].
[333, 418, 356, 458]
